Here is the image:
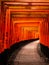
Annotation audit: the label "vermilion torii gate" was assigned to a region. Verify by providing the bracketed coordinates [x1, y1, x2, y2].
[0, 2, 49, 53]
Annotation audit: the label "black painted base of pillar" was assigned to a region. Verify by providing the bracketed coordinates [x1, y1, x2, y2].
[0, 49, 10, 65]
[40, 43, 49, 58]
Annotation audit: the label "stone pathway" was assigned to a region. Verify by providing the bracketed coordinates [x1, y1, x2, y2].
[7, 40, 49, 65]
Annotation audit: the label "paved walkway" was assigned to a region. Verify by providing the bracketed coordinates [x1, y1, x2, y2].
[7, 40, 49, 65]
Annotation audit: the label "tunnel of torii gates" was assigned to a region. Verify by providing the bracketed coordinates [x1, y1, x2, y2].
[0, 1, 49, 54]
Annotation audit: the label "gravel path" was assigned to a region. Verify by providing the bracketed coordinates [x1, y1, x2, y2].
[7, 40, 49, 65]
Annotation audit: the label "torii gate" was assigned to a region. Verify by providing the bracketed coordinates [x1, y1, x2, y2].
[0, 1, 49, 53]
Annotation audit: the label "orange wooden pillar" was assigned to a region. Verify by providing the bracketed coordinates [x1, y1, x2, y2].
[0, 4, 5, 53]
[40, 17, 49, 47]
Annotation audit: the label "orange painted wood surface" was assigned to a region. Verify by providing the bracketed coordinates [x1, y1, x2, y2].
[40, 18, 49, 47]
